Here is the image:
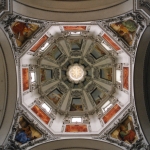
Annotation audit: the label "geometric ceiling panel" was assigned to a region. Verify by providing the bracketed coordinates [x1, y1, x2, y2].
[12, 15, 147, 149]
[0, 7, 150, 150]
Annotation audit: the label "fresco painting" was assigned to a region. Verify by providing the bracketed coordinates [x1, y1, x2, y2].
[100, 68, 112, 81]
[11, 21, 39, 47]
[64, 26, 86, 31]
[91, 88, 106, 105]
[31, 105, 50, 124]
[111, 116, 137, 144]
[47, 89, 62, 105]
[40, 68, 52, 82]
[15, 116, 41, 144]
[22, 68, 29, 91]
[65, 124, 88, 132]
[110, 20, 138, 46]
[69, 39, 83, 50]
[90, 45, 106, 59]
[47, 45, 62, 60]
[102, 34, 120, 51]
[103, 104, 121, 123]
[30, 35, 48, 52]
[123, 67, 129, 90]
[70, 98, 83, 111]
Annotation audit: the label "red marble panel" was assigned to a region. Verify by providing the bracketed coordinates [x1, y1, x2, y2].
[30, 35, 48, 52]
[64, 26, 86, 31]
[22, 68, 29, 91]
[123, 67, 129, 90]
[102, 34, 120, 51]
[31, 105, 50, 124]
[103, 104, 121, 124]
[65, 124, 88, 132]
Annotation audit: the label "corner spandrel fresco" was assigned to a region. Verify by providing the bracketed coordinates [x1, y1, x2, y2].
[11, 21, 39, 47]
[111, 116, 137, 144]
[15, 117, 42, 144]
[110, 20, 138, 46]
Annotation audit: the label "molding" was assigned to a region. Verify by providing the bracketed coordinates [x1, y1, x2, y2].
[0, 27, 17, 146]
[30, 139, 123, 150]
[0, 0, 12, 20]
[13, 0, 133, 21]
[13, 0, 128, 13]
[144, 41, 150, 121]
[140, 0, 150, 11]
[134, 26, 150, 143]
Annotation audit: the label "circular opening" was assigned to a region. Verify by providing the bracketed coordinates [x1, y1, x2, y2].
[68, 64, 84, 82]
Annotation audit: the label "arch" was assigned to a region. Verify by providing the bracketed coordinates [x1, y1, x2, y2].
[30, 139, 123, 150]
[134, 26, 150, 143]
[0, 28, 17, 145]
[13, 0, 133, 21]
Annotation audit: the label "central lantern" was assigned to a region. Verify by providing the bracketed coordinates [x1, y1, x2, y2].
[38, 37, 116, 112]
[67, 64, 86, 83]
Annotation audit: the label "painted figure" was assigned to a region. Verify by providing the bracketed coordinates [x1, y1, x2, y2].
[111, 116, 137, 144]
[11, 21, 39, 47]
[40, 69, 52, 82]
[70, 98, 83, 111]
[100, 68, 112, 81]
[119, 124, 136, 143]
[69, 39, 83, 50]
[111, 20, 137, 46]
[47, 89, 62, 105]
[15, 126, 36, 144]
[90, 45, 106, 59]
[47, 45, 62, 60]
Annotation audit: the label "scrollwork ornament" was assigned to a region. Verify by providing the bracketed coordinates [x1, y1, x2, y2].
[93, 67, 99, 79]
[70, 51, 82, 57]
[85, 55, 95, 64]
[86, 82, 96, 92]
[140, 0, 150, 11]
[53, 68, 60, 80]
[57, 55, 67, 65]
[58, 83, 67, 93]
[71, 90, 82, 97]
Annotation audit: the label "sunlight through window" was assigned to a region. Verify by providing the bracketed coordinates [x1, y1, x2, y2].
[41, 42, 50, 51]
[72, 117, 82, 123]
[101, 41, 112, 50]
[102, 101, 112, 113]
[31, 72, 35, 82]
[116, 70, 121, 83]
[42, 103, 50, 112]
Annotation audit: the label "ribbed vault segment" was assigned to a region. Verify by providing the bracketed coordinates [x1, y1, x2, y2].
[30, 139, 123, 150]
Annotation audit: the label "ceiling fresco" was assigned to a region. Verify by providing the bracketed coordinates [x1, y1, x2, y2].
[0, 3, 150, 149]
